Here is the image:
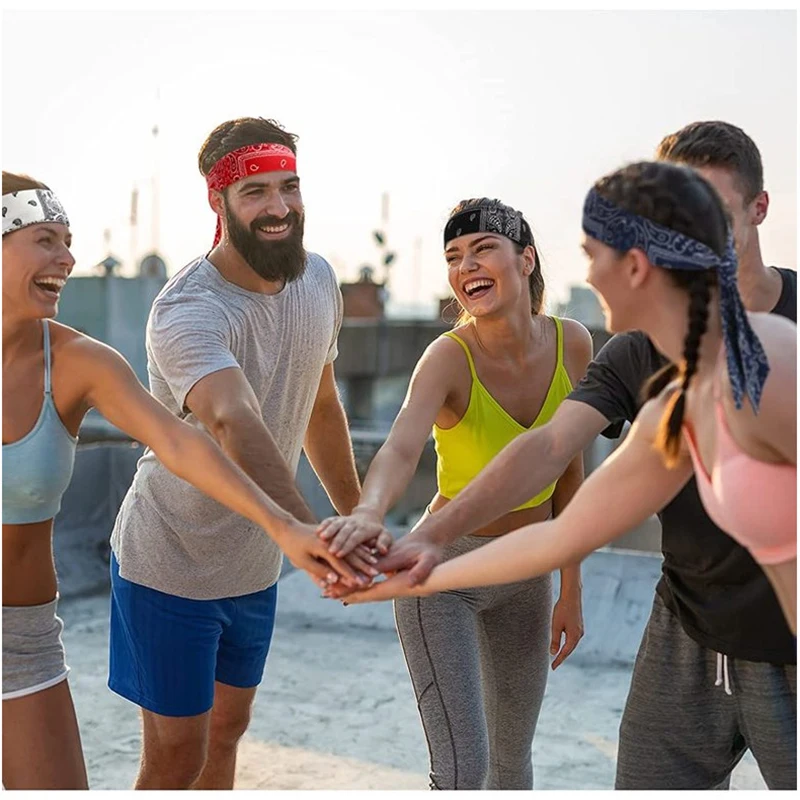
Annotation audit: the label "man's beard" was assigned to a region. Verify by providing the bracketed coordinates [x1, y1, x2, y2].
[225, 203, 307, 284]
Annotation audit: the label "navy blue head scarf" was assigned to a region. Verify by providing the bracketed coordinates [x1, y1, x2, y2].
[582, 188, 769, 411]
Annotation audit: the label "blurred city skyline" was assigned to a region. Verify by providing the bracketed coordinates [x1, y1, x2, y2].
[3, 9, 796, 314]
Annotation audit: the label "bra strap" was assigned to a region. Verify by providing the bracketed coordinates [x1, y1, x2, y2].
[442, 331, 478, 379]
[43, 319, 52, 395]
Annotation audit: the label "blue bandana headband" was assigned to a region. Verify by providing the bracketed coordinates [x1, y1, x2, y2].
[582, 188, 769, 411]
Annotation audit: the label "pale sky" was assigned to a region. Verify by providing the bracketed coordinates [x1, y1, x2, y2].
[3, 9, 796, 313]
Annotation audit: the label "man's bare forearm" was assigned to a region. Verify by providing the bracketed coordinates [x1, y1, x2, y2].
[214, 416, 316, 524]
[304, 397, 361, 516]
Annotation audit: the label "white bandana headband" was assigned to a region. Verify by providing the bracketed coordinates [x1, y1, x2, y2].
[2, 189, 70, 236]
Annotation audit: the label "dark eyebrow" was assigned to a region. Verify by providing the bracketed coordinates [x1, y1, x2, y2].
[444, 233, 499, 255]
[470, 234, 500, 247]
[236, 176, 300, 193]
[445, 233, 500, 255]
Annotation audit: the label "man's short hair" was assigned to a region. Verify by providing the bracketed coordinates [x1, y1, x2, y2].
[198, 117, 298, 178]
[656, 120, 763, 203]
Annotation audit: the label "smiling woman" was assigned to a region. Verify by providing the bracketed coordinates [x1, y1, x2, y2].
[0, 169, 359, 790]
[445, 197, 546, 325]
[316, 196, 594, 789]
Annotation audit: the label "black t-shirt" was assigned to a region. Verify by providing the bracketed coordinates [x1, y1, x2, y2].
[771, 266, 797, 322]
[568, 267, 797, 664]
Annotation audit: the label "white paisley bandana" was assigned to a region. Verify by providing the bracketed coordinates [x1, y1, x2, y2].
[2, 189, 70, 236]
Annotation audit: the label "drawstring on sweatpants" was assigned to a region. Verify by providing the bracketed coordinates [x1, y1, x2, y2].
[715, 653, 733, 696]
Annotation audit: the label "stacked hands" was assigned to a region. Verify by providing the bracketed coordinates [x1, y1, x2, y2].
[277, 508, 435, 602]
[278, 509, 584, 670]
[316, 509, 440, 603]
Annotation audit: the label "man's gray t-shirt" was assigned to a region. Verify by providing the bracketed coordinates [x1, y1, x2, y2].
[110, 252, 343, 600]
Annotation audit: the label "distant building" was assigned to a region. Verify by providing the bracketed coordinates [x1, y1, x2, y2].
[340, 266, 387, 319]
[139, 252, 168, 281]
[556, 285, 605, 329]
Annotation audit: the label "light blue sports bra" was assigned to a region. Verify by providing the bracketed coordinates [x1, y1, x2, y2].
[3, 321, 78, 525]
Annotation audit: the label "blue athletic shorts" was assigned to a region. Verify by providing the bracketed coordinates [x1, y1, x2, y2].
[108, 553, 278, 717]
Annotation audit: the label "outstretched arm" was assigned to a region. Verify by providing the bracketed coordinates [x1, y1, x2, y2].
[78, 339, 365, 588]
[367, 400, 609, 586]
[317, 338, 459, 556]
[347, 397, 692, 602]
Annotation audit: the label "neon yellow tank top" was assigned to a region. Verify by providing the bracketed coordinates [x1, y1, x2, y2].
[432, 316, 573, 511]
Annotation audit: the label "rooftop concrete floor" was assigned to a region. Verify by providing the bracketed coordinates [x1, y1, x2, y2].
[60, 549, 765, 791]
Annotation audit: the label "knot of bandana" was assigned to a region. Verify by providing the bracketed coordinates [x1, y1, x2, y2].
[2, 189, 69, 236]
[582, 188, 770, 412]
[205, 143, 297, 247]
[444, 201, 533, 250]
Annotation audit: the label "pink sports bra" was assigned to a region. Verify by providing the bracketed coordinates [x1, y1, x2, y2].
[682, 362, 796, 566]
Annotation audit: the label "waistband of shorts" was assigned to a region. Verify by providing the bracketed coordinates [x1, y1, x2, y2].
[2, 669, 70, 701]
[3, 594, 60, 618]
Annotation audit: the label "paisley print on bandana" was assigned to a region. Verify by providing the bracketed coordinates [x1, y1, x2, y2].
[2, 189, 69, 236]
[444, 200, 533, 250]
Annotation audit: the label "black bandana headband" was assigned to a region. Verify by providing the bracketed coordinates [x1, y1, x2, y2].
[444, 201, 533, 249]
[582, 188, 770, 412]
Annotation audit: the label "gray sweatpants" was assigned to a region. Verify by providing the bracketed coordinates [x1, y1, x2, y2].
[394, 534, 552, 790]
[616, 593, 797, 790]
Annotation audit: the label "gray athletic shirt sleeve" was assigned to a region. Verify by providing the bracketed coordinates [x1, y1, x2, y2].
[148, 300, 239, 413]
[110, 253, 342, 600]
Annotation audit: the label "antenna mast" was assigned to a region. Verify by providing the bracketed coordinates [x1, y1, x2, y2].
[129, 186, 138, 275]
[151, 88, 161, 255]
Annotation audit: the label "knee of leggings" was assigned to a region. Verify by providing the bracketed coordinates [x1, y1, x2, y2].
[486, 760, 533, 791]
[431, 750, 490, 790]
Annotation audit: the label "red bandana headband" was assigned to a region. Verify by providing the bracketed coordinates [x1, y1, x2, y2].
[206, 143, 297, 247]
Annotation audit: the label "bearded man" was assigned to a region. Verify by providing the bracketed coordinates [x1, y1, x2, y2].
[107, 117, 377, 789]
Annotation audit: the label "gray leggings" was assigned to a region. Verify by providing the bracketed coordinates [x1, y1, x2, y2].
[394, 534, 552, 790]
